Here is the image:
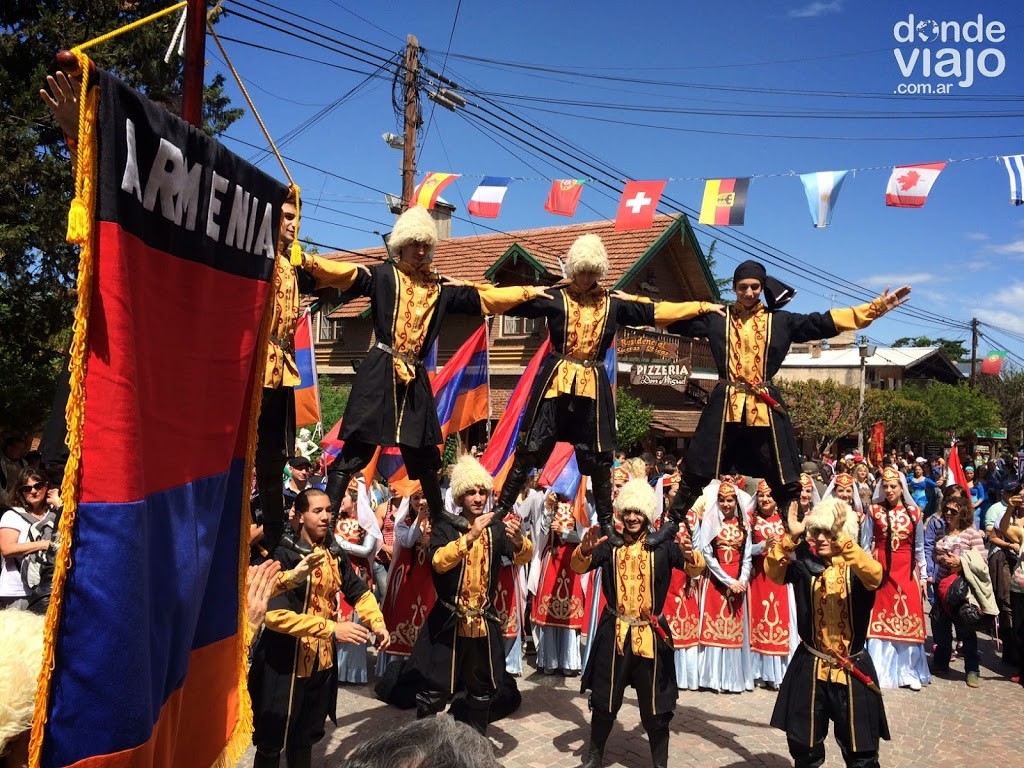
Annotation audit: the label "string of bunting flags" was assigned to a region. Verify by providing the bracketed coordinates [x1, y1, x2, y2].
[411, 152, 1024, 230]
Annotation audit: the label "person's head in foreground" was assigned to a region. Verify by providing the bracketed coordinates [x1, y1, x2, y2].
[0, 610, 46, 768]
[338, 714, 499, 768]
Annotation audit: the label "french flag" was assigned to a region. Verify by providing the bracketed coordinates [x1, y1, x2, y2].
[467, 176, 511, 218]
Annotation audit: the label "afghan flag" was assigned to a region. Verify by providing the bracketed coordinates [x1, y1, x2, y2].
[32, 63, 282, 768]
[293, 310, 321, 427]
[481, 338, 552, 493]
[413, 171, 459, 209]
[699, 178, 750, 226]
[981, 350, 1008, 375]
[544, 179, 586, 217]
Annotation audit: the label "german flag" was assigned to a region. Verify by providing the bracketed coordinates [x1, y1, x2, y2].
[698, 177, 750, 226]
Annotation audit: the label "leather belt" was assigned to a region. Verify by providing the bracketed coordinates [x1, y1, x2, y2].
[270, 335, 294, 353]
[553, 352, 601, 368]
[719, 378, 784, 411]
[375, 341, 422, 368]
[603, 606, 649, 627]
[442, 599, 499, 624]
[803, 644, 865, 666]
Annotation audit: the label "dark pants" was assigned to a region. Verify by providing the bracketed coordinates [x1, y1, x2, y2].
[673, 424, 799, 520]
[589, 642, 673, 767]
[932, 608, 979, 674]
[416, 637, 495, 733]
[990, 549, 1018, 664]
[1012, 591, 1024, 679]
[494, 395, 612, 518]
[253, 666, 333, 761]
[256, 386, 296, 551]
[325, 438, 443, 523]
[786, 680, 879, 768]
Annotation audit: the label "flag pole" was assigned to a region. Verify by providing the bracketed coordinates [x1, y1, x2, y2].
[182, 0, 207, 127]
[485, 319, 493, 441]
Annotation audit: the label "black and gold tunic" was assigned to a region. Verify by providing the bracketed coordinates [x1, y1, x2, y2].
[303, 258, 538, 447]
[668, 298, 888, 485]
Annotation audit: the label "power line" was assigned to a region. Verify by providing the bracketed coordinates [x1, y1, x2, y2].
[418, 0, 463, 162]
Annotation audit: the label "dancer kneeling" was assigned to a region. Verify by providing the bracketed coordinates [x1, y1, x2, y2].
[572, 479, 706, 768]
[765, 497, 890, 768]
[406, 456, 533, 735]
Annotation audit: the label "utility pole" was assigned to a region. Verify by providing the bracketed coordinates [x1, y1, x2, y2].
[182, 0, 207, 127]
[401, 35, 420, 209]
[970, 317, 979, 388]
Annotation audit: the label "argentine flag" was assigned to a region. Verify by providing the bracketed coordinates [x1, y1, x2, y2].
[799, 170, 849, 228]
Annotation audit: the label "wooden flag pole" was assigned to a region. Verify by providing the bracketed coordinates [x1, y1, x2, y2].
[182, 0, 207, 127]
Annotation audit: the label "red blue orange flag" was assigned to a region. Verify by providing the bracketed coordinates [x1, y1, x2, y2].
[481, 338, 553, 493]
[423, 339, 438, 380]
[293, 310, 321, 426]
[538, 444, 592, 528]
[434, 325, 489, 439]
[32, 64, 281, 768]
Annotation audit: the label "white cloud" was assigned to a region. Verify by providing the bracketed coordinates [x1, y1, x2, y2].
[965, 232, 989, 241]
[976, 308, 1024, 335]
[991, 282, 1024, 306]
[966, 260, 989, 272]
[859, 272, 935, 289]
[788, 1, 842, 17]
[989, 239, 1024, 256]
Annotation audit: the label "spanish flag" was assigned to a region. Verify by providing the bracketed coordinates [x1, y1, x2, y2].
[698, 177, 750, 226]
[413, 172, 459, 209]
[31, 63, 280, 768]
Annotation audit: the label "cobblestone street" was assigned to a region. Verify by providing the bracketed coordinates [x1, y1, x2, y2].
[245, 629, 1021, 766]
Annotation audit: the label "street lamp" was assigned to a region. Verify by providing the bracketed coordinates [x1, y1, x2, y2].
[857, 338, 878, 453]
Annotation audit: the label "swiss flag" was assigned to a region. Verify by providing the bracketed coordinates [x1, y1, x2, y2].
[885, 162, 946, 208]
[615, 180, 666, 230]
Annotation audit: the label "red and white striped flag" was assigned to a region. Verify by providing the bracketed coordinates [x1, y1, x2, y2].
[885, 162, 946, 208]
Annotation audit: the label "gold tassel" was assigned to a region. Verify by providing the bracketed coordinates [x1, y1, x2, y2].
[289, 183, 303, 265]
[290, 240, 302, 267]
[66, 196, 89, 244]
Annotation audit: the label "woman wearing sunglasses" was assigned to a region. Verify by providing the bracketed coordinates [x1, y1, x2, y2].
[0, 469, 59, 610]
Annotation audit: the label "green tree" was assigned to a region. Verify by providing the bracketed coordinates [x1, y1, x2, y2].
[978, 369, 1024, 446]
[318, 376, 350, 432]
[900, 383, 1000, 440]
[615, 386, 653, 451]
[0, 3, 242, 433]
[704, 239, 733, 296]
[862, 389, 932, 449]
[891, 336, 968, 362]
[776, 379, 861, 455]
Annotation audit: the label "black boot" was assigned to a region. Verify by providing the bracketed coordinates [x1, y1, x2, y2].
[324, 461, 352, 532]
[647, 726, 670, 768]
[591, 464, 624, 548]
[252, 750, 280, 768]
[416, 689, 447, 720]
[284, 745, 311, 768]
[256, 460, 286, 553]
[645, 480, 701, 550]
[492, 455, 534, 519]
[421, 470, 470, 532]
[582, 711, 614, 768]
[466, 693, 492, 736]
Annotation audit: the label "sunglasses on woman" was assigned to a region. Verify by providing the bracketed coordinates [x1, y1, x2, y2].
[20, 482, 46, 494]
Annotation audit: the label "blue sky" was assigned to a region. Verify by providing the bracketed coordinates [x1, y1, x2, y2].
[208, 0, 1024, 362]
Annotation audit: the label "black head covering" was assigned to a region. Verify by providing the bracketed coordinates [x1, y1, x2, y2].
[731, 259, 797, 310]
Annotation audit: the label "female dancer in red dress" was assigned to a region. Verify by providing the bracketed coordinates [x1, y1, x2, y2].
[662, 505, 704, 690]
[747, 480, 796, 689]
[864, 466, 930, 690]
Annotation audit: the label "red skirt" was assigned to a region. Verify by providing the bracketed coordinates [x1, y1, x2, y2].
[381, 545, 436, 657]
[747, 555, 791, 655]
[868, 544, 926, 643]
[493, 565, 522, 640]
[533, 543, 586, 630]
[698, 554, 745, 650]
[664, 568, 701, 650]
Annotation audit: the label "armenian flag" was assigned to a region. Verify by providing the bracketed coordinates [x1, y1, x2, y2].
[481, 338, 552, 492]
[293, 309, 321, 426]
[32, 65, 281, 768]
[434, 325, 490, 439]
[698, 177, 750, 226]
[538, 442, 591, 527]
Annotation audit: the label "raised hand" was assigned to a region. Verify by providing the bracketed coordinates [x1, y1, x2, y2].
[580, 524, 608, 556]
[39, 70, 81, 139]
[467, 512, 495, 543]
[289, 549, 327, 584]
[504, 513, 524, 545]
[786, 500, 805, 538]
[879, 285, 911, 311]
[246, 559, 282, 630]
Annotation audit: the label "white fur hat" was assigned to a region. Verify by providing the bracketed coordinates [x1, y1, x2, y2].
[804, 497, 859, 542]
[565, 234, 609, 279]
[614, 478, 657, 522]
[389, 205, 438, 251]
[0, 610, 45, 755]
[449, 455, 494, 501]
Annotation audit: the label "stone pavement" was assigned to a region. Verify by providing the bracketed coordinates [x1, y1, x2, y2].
[245, 629, 1021, 767]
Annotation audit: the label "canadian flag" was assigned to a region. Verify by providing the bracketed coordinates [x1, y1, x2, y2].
[885, 162, 946, 208]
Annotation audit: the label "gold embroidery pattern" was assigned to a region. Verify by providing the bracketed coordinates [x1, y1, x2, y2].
[726, 303, 769, 425]
[750, 591, 789, 648]
[391, 594, 430, 650]
[392, 267, 439, 383]
[298, 554, 340, 677]
[614, 541, 653, 658]
[868, 585, 925, 641]
[545, 287, 608, 400]
[666, 595, 700, 647]
[535, 568, 585, 622]
[264, 253, 301, 388]
[869, 504, 917, 551]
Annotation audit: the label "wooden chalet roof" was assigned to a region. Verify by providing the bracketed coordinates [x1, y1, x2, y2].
[321, 214, 718, 320]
